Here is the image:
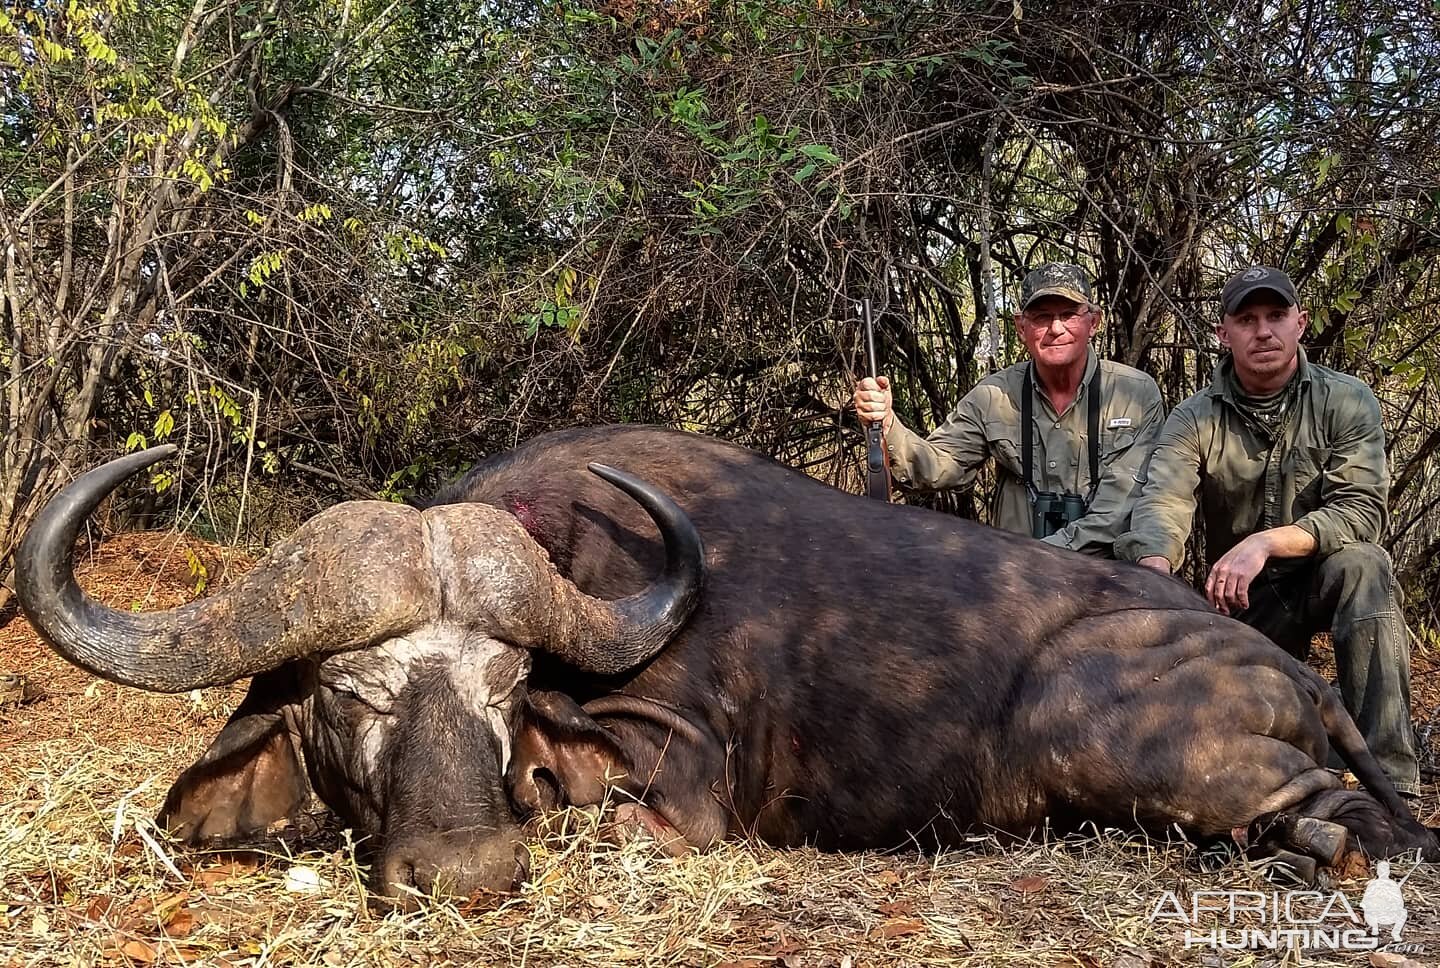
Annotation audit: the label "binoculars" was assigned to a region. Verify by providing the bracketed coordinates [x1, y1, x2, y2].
[1031, 491, 1087, 539]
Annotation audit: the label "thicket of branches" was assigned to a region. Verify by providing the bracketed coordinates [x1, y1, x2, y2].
[3, 0, 1438, 627]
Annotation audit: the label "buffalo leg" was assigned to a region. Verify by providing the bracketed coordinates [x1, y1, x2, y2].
[1250, 813, 1350, 866]
[1286, 788, 1434, 860]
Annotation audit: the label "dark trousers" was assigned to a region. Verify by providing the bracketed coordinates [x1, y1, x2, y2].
[1234, 542, 1419, 797]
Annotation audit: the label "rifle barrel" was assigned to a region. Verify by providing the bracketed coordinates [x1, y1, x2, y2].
[859, 296, 890, 502]
[862, 298, 879, 378]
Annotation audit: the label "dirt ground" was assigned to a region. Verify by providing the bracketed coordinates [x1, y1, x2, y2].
[2, 532, 1439, 967]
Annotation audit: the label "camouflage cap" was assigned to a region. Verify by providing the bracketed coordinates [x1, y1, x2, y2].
[1020, 263, 1093, 312]
[1220, 265, 1298, 315]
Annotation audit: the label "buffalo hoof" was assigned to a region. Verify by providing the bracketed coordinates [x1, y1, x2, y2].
[1262, 849, 1318, 886]
[1286, 817, 1349, 867]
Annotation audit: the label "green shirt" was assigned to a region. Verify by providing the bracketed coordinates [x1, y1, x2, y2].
[1115, 348, 1389, 570]
[884, 351, 1166, 557]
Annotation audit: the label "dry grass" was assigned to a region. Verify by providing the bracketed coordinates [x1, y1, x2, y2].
[3, 534, 1439, 967]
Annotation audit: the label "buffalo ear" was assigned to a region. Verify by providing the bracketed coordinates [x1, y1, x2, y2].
[509, 690, 627, 813]
[157, 665, 310, 844]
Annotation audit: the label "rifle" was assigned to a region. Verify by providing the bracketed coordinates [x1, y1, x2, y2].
[861, 297, 892, 502]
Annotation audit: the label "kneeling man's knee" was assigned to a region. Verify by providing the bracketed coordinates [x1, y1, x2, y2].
[1319, 542, 1394, 584]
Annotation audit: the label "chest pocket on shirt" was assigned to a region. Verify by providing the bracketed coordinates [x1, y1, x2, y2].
[1101, 426, 1138, 463]
[1286, 445, 1329, 514]
[989, 435, 1024, 479]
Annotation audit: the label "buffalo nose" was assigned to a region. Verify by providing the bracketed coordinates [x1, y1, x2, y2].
[379, 835, 530, 904]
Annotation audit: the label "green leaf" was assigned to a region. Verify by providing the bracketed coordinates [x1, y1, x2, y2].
[798, 143, 841, 165]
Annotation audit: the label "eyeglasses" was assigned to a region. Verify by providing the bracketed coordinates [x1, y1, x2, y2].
[1022, 307, 1093, 328]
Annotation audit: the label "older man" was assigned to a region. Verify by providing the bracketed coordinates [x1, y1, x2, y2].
[1116, 265, 1420, 796]
[854, 263, 1164, 557]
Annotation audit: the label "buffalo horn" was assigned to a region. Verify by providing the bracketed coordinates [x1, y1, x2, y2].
[15, 446, 438, 692]
[536, 463, 704, 674]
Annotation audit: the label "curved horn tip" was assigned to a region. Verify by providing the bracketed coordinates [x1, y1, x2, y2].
[141, 443, 180, 460]
[88, 443, 181, 480]
[126, 443, 180, 471]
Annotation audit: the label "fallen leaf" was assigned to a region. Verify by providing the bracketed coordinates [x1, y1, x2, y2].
[877, 917, 925, 939]
[768, 938, 804, 956]
[208, 956, 248, 968]
[875, 869, 901, 887]
[1368, 955, 1423, 968]
[1112, 953, 1153, 968]
[83, 895, 119, 923]
[1335, 850, 1371, 881]
[119, 939, 158, 964]
[163, 905, 195, 938]
[122, 891, 189, 930]
[194, 860, 258, 888]
[1009, 875, 1049, 894]
[878, 899, 914, 917]
[28, 871, 70, 903]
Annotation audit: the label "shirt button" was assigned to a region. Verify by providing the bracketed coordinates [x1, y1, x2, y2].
[1048, 460, 1056, 469]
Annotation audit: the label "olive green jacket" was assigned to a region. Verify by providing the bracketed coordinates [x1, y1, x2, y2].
[1114, 348, 1389, 570]
[884, 351, 1166, 557]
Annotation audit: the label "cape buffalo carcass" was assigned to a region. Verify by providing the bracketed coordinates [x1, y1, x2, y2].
[16, 425, 1437, 902]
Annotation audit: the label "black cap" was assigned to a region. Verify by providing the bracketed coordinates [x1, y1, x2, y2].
[1020, 263, 1092, 311]
[1221, 266, 1299, 315]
